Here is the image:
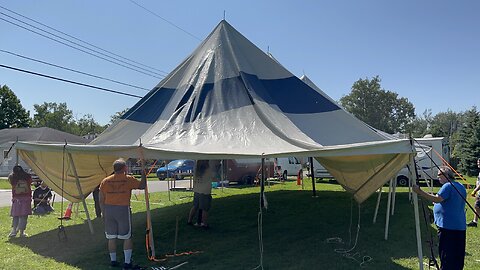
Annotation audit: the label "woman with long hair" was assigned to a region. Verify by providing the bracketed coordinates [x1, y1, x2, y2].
[8, 165, 32, 237]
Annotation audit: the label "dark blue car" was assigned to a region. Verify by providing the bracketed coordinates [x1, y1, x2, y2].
[156, 159, 195, 180]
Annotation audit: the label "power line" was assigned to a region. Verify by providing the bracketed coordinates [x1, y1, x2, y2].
[0, 16, 164, 80]
[0, 5, 168, 75]
[0, 49, 150, 92]
[0, 64, 143, 99]
[129, 0, 202, 41]
[0, 11, 166, 77]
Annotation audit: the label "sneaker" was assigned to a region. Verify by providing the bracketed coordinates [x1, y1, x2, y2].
[110, 261, 119, 267]
[19, 233, 29, 237]
[467, 221, 478, 227]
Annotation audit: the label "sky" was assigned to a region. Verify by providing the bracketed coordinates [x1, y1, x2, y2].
[1, 0, 479, 125]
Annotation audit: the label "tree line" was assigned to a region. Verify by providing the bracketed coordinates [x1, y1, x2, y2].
[2, 79, 480, 176]
[0, 84, 122, 137]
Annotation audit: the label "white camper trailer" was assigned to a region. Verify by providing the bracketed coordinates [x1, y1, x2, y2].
[395, 136, 449, 186]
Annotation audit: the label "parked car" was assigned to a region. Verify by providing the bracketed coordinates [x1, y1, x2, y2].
[156, 159, 195, 180]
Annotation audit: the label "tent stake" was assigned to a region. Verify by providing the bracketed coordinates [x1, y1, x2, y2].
[67, 153, 94, 235]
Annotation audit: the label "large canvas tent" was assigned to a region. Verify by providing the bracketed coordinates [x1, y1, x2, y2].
[16, 20, 414, 204]
[14, 19, 423, 268]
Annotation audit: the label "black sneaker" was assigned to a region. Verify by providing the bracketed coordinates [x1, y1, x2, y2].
[110, 261, 119, 268]
[467, 221, 478, 227]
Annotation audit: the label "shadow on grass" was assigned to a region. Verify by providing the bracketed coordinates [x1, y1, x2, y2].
[8, 190, 425, 270]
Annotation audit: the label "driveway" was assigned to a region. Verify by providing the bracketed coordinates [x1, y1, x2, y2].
[0, 179, 192, 208]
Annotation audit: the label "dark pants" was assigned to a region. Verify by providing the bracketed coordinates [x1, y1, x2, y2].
[438, 227, 465, 270]
[93, 186, 101, 218]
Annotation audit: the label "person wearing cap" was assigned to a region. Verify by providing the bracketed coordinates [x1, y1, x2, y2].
[99, 159, 146, 270]
[413, 166, 466, 270]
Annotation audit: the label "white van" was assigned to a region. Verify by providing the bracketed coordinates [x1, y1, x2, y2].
[306, 158, 334, 180]
[274, 157, 302, 180]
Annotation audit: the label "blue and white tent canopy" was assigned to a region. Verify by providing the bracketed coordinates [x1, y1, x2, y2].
[16, 20, 414, 203]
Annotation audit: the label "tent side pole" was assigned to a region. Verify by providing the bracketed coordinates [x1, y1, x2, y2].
[309, 157, 316, 197]
[409, 158, 424, 270]
[384, 179, 393, 240]
[67, 153, 94, 235]
[391, 176, 397, 215]
[142, 158, 156, 257]
[373, 187, 382, 224]
[261, 158, 265, 208]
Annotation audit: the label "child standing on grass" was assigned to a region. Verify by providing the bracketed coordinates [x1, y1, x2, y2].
[8, 165, 32, 237]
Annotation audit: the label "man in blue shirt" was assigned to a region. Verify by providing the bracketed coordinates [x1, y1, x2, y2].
[413, 166, 466, 270]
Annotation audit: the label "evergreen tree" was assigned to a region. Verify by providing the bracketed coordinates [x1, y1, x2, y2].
[454, 107, 480, 176]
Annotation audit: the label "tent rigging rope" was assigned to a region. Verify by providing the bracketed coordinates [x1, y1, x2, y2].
[325, 199, 372, 268]
[412, 138, 479, 220]
[253, 158, 266, 270]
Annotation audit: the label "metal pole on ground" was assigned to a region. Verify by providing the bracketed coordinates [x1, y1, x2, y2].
[309, 157, 316, 197]
[67, 152, 94, 235]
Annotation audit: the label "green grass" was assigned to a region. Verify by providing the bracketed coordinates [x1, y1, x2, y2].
[1, 179, 479, 269]
[0, 177, 10, 189]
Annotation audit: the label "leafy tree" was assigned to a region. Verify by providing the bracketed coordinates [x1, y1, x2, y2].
[73, 114, 106, 136]
[429, 110, 463, 138]
[340, 76, 415, 134]
[406, 109, 433, 137]
[31, 102, 76, 133]
[454, 107, 480, 176]
[0, 84, 30, 129]
[107, 108, 130, 127]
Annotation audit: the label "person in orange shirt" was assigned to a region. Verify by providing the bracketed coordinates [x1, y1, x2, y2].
[99, 159, 146, 270]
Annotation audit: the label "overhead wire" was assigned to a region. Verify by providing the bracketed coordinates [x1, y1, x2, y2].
[0, 49, 150, 92]
[0, 13, 165, 79]
[0, 64, 143, 99]
[0, 5, 168, 75]
[129, 0, 202, 41]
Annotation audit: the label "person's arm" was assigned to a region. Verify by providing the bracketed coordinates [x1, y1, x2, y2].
[99, 191, 105, 216]
[472, 185, 480, 196]
[412, 185, 444, 203]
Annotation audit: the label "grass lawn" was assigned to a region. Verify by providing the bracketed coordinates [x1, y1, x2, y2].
[1, 179, 479, 269]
